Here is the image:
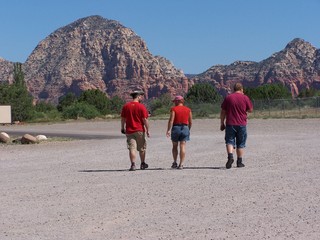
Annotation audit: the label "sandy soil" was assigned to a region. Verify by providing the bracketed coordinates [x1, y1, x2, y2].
[1, 119, 320, 240]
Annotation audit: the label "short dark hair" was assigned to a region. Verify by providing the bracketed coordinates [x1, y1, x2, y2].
[234, 83, 243, 92]
[130, 90, 144, 98]
[131, 93, 141, 99]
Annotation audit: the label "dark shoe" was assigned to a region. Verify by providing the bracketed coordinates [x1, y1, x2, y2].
[129, 164, 136, 171]
[177, 165, 183, 170]
[237, 162, 245, 168]
[226, 158, 234, 169]
[140, 162, 149, 170]
[171, 162, 178, 168]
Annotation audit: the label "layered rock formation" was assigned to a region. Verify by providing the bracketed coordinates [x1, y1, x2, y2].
[192, 38, 320, 96]
[1, 16, 320, 102]
[23, 15, 187, 103]
[0, 58, 14, 84]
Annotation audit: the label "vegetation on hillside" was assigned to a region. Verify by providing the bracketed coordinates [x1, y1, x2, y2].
[297, 87, 320, 98]
[244, 83, 291, 100]
[1, 66, 319, 122]
[0, 63, 34, 121]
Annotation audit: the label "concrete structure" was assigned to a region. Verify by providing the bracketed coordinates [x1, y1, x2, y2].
[0, 105, 11, 124]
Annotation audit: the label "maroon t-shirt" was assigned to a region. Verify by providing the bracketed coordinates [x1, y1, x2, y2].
[221, 92, 253, 126]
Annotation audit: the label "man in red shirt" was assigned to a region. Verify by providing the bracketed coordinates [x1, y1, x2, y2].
[220, 83, 253, 169]
[121, 90, 150, 171]
[166, 95, 192, 169]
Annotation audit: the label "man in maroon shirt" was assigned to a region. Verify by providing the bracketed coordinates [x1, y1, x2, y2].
[220, 83, 253, 169]
[121, 90, 150, 171]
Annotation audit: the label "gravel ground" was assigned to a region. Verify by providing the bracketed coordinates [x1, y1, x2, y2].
[1, 119, 320, 240]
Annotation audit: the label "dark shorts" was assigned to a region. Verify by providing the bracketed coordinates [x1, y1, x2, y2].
[225, 125, 247, 148]
[171, 125, 190, 142]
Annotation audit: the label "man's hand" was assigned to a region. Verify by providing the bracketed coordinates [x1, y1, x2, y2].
[146, 130, 150, 138]
[121, 129, 126, 134]
[220, 123, 226, 131]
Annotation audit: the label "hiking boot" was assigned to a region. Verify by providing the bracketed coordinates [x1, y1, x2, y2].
[129, 164, 136, 171]
[171, 162, 178, 168]
[226, 158, 234, 169]
[140, 162, 149, 170]
[237, 161, 245, 168]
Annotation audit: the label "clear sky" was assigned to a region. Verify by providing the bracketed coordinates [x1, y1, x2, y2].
[0, 0, 319, 74]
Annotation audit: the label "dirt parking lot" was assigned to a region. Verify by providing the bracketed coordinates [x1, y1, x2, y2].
[1, 119, 320, 240]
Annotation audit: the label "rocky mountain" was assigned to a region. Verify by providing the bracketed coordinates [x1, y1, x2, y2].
[22, 15, 188, 103]
[0, 58, 14, 84]
[191, 38, 320, 97]
[1, 16, 319, 103]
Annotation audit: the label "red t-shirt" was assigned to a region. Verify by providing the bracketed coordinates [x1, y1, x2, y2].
[171, 105, 191, 125]
[121, 101, 149, 134]
[221, 92, 253, 126]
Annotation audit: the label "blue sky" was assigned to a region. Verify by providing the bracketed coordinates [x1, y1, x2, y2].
[0, 0, 319, 74]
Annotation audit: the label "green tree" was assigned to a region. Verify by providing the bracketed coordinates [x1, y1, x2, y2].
[57, 92, 78, 111]
[185, 83, 222, 103]
[149, 93, 172, 115]
[33, 101, 61, 122]
[245, 83, 291, 100]
[35, 101, 56, 112]
[78, 89, 111, 115]
[298, 88, 320, 98]
[110, 96, 125, 114]
[0, 63, 34, 121]
[13, 62, 25, 86]
[62, 102, 100, 119]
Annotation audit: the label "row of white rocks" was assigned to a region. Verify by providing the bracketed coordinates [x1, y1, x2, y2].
[0, 132, 48, 144]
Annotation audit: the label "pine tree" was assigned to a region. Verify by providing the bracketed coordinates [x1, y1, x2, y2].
[0, 63, 34, 121]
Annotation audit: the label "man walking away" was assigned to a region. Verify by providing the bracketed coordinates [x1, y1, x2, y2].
[220, 83, 253, 169]
[121, 90, 150, 171]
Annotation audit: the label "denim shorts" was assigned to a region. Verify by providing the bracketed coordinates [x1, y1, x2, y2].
[171, 125, 190, 142]
[225, 125, 247, 148]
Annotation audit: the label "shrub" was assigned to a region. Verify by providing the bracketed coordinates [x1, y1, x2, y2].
[149, 93, 172, 115]
[57, 92, 77, 112]
[0, 63, 34, 122]
[110, 96, 125, 114]
[62, 102, 100, 119]
[245, 83, 291, 100]
[78, 89, 111, 115]
[35, 101, 56, 112]
[186, 83, 222, 103]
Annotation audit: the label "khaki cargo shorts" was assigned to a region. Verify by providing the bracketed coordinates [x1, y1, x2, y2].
[126, 131, 146, 152]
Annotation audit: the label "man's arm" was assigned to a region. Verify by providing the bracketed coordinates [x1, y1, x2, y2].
[246, 96, 253, 113]
[220, 109, 226, 131]
[142, 118, 150, 137]
[247, 104, 253, 113]
[121, 117, 126, 134]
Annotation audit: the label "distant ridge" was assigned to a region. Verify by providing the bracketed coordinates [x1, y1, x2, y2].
[191, 38, 320, 97]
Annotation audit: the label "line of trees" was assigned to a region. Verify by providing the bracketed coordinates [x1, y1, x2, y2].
[0, 63, 125, 122]
[1, 64, 319, 122]
[0, 63, 34, 121]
